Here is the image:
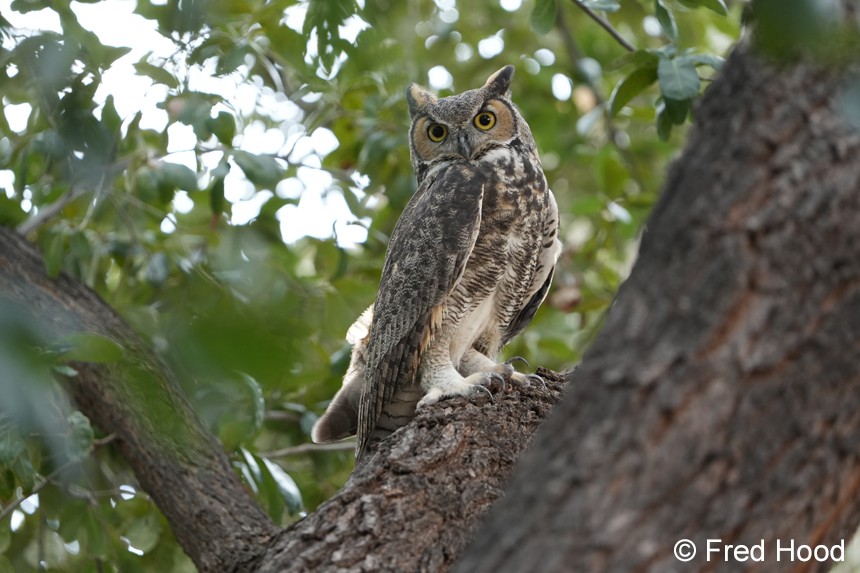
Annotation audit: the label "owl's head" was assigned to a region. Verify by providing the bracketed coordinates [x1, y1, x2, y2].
[406, 65, 534, 180]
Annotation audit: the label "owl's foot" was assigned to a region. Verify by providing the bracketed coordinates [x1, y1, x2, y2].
[493, 357, 546, 391]
[417, 371, 501, 409]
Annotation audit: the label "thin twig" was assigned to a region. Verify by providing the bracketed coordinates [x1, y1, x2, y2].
[0, 434, 117, 521]
[568, 0, 636, 52]
[262, 441, 355, 458]
[556, 5, 646, 187]
[16, 186, 88, 235]
[0, 460, 75, 521]
[16, 157, 131, 236]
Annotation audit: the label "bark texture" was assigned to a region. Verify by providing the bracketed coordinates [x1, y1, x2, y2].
[0, 227, 278, 572]
[260, 370, 565, 572]
[454, 42, 860, 573]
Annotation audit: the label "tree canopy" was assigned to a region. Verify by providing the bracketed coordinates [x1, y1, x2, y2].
[13, 0, 847, 570]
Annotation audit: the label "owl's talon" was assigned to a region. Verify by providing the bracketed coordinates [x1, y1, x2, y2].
[480, 371, 507, 394]
[527, 373, 547, 389]
[473, 381, 496, 402]
[505, 356, 530, 369]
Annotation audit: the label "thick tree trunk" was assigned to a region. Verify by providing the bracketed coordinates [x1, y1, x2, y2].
[454, 40, 860, 573]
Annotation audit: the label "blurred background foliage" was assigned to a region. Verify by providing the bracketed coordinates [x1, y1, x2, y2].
[0, 0, 743, 570]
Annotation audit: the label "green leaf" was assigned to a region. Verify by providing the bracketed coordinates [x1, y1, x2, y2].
[654, 0, 678, 42]
[163, 93, 216, 139]
[663, 97, 690, 124]
[66, 411, 94, 460]
[656, 102, 673, 140]
[57, 332, 125, 364]
[10, 0, 51, 14]
[681, 52, 724, 70]
[530, 0, 557, 35]
[133, 61, 180, 89]
[262, 456, 303, 515]
[606, 48, 660, 72]
[608, 65, 658, 116]
[0, 420, 24, 466]
[58, 501, 89, 542]
[238, 448, 284, 521]
[125, 514, 161, 554]
[233, 151, 283, 187]
[239, 372, 265, 437]
[0, 516, 9, 554]
[217, 45, 250, 76]
[583, 0, 620, 11]
[10, 453, 34, 490]
[0, 470, 14, 500]
[44, 231, 65, 278]
[84, 511, 109, 558]
[101, 95, 122, 135]
[135, 165, 160, 203]
[207, 111, 236, 145]
[678, 0, 728, 15]
[657, 56, 700, 100]
[159, 162, 199, 192]
[209, 175, 226, 215]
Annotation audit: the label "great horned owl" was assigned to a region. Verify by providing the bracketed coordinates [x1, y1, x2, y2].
[312, 66, 561, 461]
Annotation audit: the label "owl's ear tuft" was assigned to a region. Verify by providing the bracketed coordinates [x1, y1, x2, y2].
[483, 65, 515, 97]
[407, 84, 437, 118]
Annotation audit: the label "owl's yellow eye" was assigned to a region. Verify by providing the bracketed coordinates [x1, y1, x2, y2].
[474, 111, 496, 130]
[427, 123, 448, 142]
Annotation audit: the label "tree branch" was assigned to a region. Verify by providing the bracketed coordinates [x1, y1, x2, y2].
[568, 0, 635, 53]
[262, 441, 355, 458]
[0, 228, 278, 573]
[260, 369, 567, 572]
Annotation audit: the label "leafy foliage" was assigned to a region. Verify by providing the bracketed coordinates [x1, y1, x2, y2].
[0, 0, 741, 569]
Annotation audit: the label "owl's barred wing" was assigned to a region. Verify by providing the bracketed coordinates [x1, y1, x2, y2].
[502, 266, 554, 345]
[356, 166, 486, 461]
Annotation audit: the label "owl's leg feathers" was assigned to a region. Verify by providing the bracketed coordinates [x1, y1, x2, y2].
[416, 364, 499, 409]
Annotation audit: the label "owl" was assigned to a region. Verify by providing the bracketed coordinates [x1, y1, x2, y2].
[311, 66, 561, 461]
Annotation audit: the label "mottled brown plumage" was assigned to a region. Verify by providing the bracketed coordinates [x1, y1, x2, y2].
[311, 66, 561, 461]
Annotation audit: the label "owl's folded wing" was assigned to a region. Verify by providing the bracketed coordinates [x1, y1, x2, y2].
[356, 165, 486, 461]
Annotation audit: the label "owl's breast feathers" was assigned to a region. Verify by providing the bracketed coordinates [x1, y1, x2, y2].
[469, 141, 557, 345]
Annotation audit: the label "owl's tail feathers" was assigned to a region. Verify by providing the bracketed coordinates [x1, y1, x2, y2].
[312, 306, 373, 444]
[311, 378, 361, 443]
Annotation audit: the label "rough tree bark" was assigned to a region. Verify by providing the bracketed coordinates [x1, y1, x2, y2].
[2, 12, 859, 573]
[259, 370, 565, 572]
[455, 36, 860, 573]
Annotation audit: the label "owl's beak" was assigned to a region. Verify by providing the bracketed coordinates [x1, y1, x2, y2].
[457, 133, 472, 160]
